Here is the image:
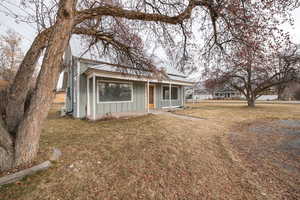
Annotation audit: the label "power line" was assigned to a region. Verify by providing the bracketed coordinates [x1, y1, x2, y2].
[0, 2, 38, 31]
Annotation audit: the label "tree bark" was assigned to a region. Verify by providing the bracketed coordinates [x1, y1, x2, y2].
[0, 117, 14, 171]
[5, 29, 50, 133]
[277, 85, 286, 100]
[247, 97, 256, 107]
[13, 0, 75, 167]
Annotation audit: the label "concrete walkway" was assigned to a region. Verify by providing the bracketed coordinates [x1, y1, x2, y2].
[187, 100, 300, 104]
[150, 110, 204, 121]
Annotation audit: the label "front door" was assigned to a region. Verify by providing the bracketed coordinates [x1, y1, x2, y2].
[149, 85, 155, 109]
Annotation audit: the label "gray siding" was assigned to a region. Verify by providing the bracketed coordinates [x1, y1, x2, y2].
[78, 75, 87, 118]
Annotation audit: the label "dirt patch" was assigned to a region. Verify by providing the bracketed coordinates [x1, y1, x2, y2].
[277, 120, 300, 128]
[229, 119, 300, 199]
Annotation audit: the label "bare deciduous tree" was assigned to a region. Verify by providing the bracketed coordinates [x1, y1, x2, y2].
[0, 30, 23, 83]
[275, 45, 300, 100]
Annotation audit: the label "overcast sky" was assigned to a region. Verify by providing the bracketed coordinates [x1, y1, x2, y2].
[0, 2, 299, 52]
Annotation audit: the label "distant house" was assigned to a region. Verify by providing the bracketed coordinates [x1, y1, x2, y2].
[213, 86, 241, 99]
[185, 87, 213, 100]
[63, 37, 194, 120]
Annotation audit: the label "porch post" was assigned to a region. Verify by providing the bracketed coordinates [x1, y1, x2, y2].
[147, 80, 149, 113]
[92, 73, 96, 120]
[169, 82, 171, 108]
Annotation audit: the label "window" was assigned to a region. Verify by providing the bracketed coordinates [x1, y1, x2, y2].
[162, 86, 178, 100]
[98, 82, 132, 103]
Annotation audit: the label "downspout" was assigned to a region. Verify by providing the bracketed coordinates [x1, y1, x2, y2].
[66, 56, 74, 115]
[77, 60, 80, 118]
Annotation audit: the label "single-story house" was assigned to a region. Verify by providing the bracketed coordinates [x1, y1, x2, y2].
[63, 37, 194, 120]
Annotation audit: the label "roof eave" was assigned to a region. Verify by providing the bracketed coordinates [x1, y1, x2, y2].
[84, 68, 194, 86]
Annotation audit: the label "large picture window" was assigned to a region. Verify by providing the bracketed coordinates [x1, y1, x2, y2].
[162, 86, 178, 100]
[98, 81, 132, 103]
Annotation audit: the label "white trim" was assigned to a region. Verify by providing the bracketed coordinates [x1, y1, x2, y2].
[93, 73, 96, 120]
[96, 80, 133, 104]
[169, 82, 171, 108]
[162, 105, 181, 108]
[161, 85, 179, 100]
[97, 79, 132, 84]
[87, 77, 90, 116]
[77, 61, 80, 118]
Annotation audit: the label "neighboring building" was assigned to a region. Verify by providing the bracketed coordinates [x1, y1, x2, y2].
[53, 90, 66, 104]
[63, 37, 193, 120]
[185, 87, 213, 100]
[213, 87, 241, 99]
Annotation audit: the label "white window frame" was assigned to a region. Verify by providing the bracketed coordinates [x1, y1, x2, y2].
[161, 85, 179, 100]
[97, 80, 133, 104]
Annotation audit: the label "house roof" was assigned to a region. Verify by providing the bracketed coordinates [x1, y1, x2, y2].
[81, 59, 194, 85]
[69, 36, 192, 85]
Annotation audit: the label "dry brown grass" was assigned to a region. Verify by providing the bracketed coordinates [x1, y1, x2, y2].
[177, 103, 300, 128]
[0, 102, 299, 199]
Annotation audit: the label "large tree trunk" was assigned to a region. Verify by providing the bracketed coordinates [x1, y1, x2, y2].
[0, 0, 76, 169]
[277, 85, 286, 100]
[14, 0, 75, 167]
[5, 29, 50, 133]
[247, 97, 256, 107]
[0, 117, 14, 171]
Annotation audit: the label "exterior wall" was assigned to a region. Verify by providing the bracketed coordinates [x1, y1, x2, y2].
[155, 84, 183, 108]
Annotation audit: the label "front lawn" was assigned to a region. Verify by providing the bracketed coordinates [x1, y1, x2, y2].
[1, 102, 299, 199]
